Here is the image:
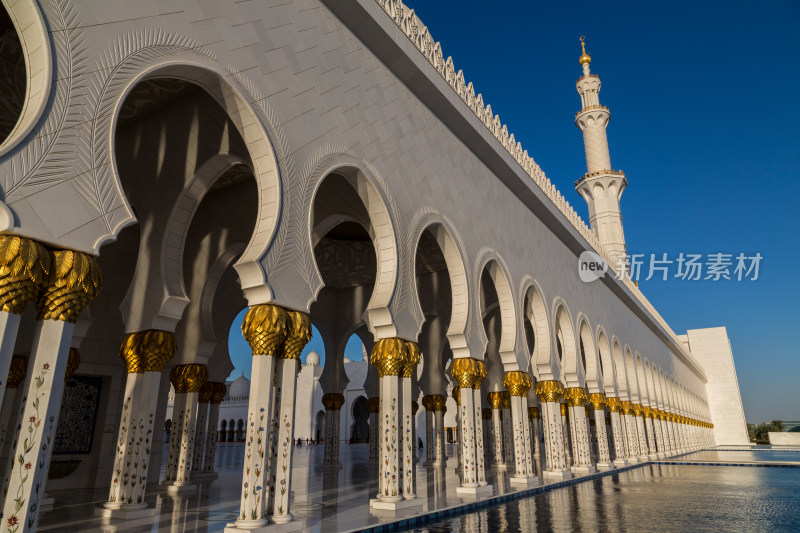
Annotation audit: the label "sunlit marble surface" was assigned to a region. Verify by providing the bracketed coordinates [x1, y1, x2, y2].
[38, 443, 550, 532]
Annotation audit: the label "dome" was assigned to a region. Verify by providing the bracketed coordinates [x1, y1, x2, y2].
[228, 374, 250, 398]
[306, 351, 320, 366]
[343, 356, 351, 364]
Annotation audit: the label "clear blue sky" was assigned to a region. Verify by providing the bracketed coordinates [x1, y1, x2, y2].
[229, 0, 799, 424]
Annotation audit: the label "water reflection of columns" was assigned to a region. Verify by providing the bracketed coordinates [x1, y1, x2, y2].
[368, 397, 379, 461]
[606, 398, 628, 466]
[588, 393, 612, 469]
[535, 380, 570, 480]
[564, 388, 594, 474]
[2, 248, 99, 532]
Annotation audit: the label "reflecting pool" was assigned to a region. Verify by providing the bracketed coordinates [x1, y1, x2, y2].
[680, 449, 800, 463]
[406, 464, 800, 532]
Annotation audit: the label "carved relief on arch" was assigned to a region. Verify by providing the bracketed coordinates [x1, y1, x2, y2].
[520, 278, 554, 382]
[264, 148, 400, 338]
[470, 249, 517, 368]
[396, 210, 470, 354]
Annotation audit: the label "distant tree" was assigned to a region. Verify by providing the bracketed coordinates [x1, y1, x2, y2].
[790, 426, 800, 433]
[771, 420, 785, 432]
[747, 423, 757, 441]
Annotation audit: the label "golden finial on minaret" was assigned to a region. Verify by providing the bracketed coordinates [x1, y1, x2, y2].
[579, 36, 591, 66]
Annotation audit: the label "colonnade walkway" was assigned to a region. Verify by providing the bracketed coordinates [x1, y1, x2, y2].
[36, 442, 701, 533]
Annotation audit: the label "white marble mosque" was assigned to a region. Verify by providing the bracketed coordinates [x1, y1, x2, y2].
[0, 0, 750, 532]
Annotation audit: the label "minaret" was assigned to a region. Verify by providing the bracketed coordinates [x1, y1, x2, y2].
[574, 37, 628, 272]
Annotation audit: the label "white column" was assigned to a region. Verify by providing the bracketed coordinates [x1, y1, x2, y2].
[472, 387, 487, 487]
[400, 374, 415, 500]
[529, 408, 542, 470]
[560, 404, 572, 467]
[191, 399, 209, 476]
[170, 389, 201, 489]
[489, 400, 504, 466]
[644, 409, 658, 457]
[565, 389, 594, 475]
[458, 387, 478, 488]
[633, 406, 649, 459]
[535, 380, 570, 480]
[593, 409, 611, 466]
[509, 395, 529, 482]
[433, 405, 446, 465]
[424, 405, 434, 464]
[0, 356, 26, 492]
[203, 394, 223, 473]
[2, 319, 73, 532]
[606, 398, 628, 466]
[377, 376, 401, 501]
[322, 394, 343, 466]
[368, 398, 379, 462]
[163, 391, 186, 484]
[501, 397, 514, 466]
[270, 358, 299, 523]
[520, 398, 535, 477]
[0, 312, 22, 416]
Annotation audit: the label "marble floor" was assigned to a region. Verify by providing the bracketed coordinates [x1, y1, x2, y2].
[38, 443, 557, 532]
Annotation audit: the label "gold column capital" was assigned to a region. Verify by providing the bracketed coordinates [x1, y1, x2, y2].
[487, 391, 503, 409]
[208, 382, 227, 404]
[534, 380, 564, 403]
[199, 381, 214, 403]
[241, 304, 289, 356]
[119, 330, 177, 373]
[368, 397, 380, 413]
[37, 249, 101, 322]
[564, 387, 588, 407]
[500, 391, 511, 409]
[560, 403, 568, 417]
[621, 401, 633, 415]
[169, 364, 208, 393]
[643, 406, 653, 418]
[451, 357, 486, 389]
[481, 407, 492, 420]
[588, 392, 606, 410]
[528, 406, 540, 419]
[632, 403, 644, 417]
[606, 396, 621, 412]
[280, 310, 312, 360]
[423, 394, 446, 412]
[503, 370, 532, 397]
[0, 235, 50, 315]
[6, 355, 28, 389]
[401, 341, 420, 378]
[64, 348, 80, 383]
[322, 393, 345, 410]
[370, 337, 407, 378]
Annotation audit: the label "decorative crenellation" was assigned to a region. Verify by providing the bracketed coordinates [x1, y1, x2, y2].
[37, 250, 101, 322]
[64, 348, 80, 382]
[401, 341, 421, 378]
[588, 392, 607, 410]
[241, 304, 290, 356]
[534, 380, 564, 403]
[322, 393, 345, 411]
[450, 357, 487, 389]
[0, 235, 51, 315]
[118, 330, 177, 373]
[6, 355, 28, 388]
[169, 364, 208, 393]
[370, 337, 407, 378]
[503, 371, 532, 397]
[371, 1, 699, 371]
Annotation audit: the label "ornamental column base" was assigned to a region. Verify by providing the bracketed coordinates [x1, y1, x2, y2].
[509, 476, 539, 488]
[96, 503, 158, 521]
[190, 471, 219, 481]
[542, 470, 572, 482]
[612, 458, 630, 468]
[368, 497, 424, 512]
[570, 464, 596, 476]
[455, 484, 494, 498]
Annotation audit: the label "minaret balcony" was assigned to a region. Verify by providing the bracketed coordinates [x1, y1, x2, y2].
[575, 104, 609, 119]
[574, 169, 626, 188]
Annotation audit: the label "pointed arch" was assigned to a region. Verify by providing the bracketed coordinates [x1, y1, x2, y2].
[596, 327, 614, 393]
[553, 300, 580, 387]
[577, 315, 600, 393]
[474, 251, 517, 368]
[612, 338, 627, 400]
[520, 279, 555, 381]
